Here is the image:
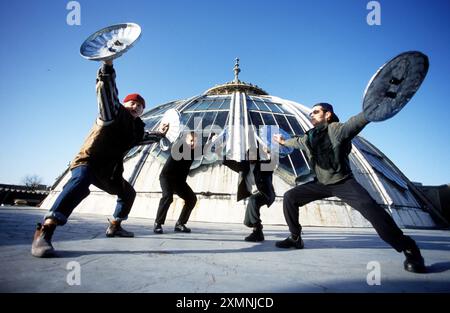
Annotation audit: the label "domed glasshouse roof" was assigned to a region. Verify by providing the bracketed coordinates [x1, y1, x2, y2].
[42, 59, 443, 228]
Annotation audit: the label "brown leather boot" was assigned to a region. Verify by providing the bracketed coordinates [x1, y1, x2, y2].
[31, 222, 56, 258]
[106, 219, 134, 237]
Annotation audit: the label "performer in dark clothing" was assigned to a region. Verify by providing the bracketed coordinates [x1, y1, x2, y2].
[224, 147, 275, 242]
[31, 60, 168, 258]
[273, 103, 426, 273]
[153, 132, 198, 234]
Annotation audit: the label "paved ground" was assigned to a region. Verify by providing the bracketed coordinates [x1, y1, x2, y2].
[0, 206, 449, 293]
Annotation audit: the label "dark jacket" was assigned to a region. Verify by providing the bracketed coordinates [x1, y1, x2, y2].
[160, 146, 195, 182]
[224, 159, 275, 206]
[284, 112, 369, 185]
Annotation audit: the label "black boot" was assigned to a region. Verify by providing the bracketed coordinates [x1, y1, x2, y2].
[403, 237, 426, 273]
[245, 224, 264, 242]
[276, 233, 304, 249]
[174, 222, 191, 233]
[31, 222, 56, 257]
[106, 219, 134, 238]
[153, 223, 163, 234]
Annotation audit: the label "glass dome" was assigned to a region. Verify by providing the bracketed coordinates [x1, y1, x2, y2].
[43, 59, 441, 228]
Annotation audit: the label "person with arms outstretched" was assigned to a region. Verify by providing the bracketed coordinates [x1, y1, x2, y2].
[32, 60, 168, 257]
[273, 103, 426, 273]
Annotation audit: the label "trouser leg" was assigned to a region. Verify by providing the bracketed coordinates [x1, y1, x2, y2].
[174, 182, 197, 225]
[112, 179, 136, 221]
[283, 181, 331, 236]
[244, 192, 270, 227]
[45, 165, 92, 225]
[332, 178, 409, 252]
[155, 177, 174, 224]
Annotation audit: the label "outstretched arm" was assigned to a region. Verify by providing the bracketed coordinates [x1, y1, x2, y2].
[136, 122, 169, 145]
[273, 134, 306, 150]
[336, 112, 370, 141]
[96, 60, 121, 123]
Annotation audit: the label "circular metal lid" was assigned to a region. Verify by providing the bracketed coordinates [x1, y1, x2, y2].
[159, 109, 181, 151]
[362, 51, 429, 122]
[80, 23, 141, 61]
[161, 109, 181, 143]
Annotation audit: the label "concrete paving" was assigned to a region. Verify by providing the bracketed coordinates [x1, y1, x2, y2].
[0, 206, 449, 293]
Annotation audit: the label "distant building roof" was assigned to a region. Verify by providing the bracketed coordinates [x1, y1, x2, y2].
[0, 184, 50, 206]
[0, 184, 50, 195]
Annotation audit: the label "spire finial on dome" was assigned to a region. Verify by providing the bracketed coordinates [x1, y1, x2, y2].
[233, 57, 241, 83]
[205, 58, 268, 95]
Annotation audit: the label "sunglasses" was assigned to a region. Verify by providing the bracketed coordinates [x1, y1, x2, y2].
[309, 109, 325, 117]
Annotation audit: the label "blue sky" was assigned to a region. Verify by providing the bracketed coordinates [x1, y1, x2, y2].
[0, 0, 449, 186]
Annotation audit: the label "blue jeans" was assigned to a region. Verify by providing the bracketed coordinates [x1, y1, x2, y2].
[45, 165, 136, 225]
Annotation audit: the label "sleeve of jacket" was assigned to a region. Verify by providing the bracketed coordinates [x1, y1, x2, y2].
[96, 63, 121, 123]
[284, 135, 307, 150]
[136, 131, 165, 145]
[335, 112, 370, 141]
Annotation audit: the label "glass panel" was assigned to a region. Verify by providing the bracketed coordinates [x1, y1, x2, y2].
[141, 114, 155, 123]
[202, 97, 228, 110]
[180, 112, 193, 125]
[205, 98, 222, 110]
[145, 107, 163, 117]
[143, 106, 163, 118]
[286, 116, 305, 135]
[143, 101, 178, 118]
[261, 113, 276, 125]
[186, 111, 206, 130]
[214, 111, 229, 128]
[256, 100, 271, 112]
[183, 99, 202, 111]
[363, 153, 408, 190]
[195, 98, 215, 110]
[144, 118, 159, 131]
[200, 111, 218, 132]
[354, 139, 382, 157]
[219, 98, 231, 110]
[264, 100, 283, 113]
[246, 97, 260, 110]
[290, 150, 309, 176]
[278, 155, 295, 175]
[274, 115, 293, 135]
[273, 103, 289, 114]
[249, 111, 264, 126]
